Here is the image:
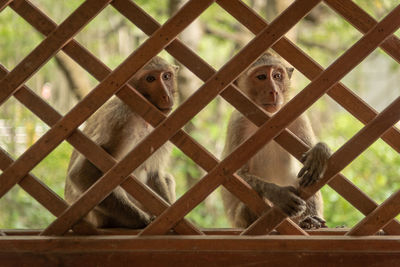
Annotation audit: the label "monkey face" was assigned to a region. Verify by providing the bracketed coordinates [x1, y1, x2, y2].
[244, 64, 292, 114]
[135, 68, 177, 114]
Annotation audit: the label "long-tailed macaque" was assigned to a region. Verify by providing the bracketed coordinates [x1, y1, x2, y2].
[65, 56, 178, 229]
[221, 53, 331, 229]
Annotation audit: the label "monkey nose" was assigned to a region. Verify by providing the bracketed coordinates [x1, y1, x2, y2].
[270, 91, 278, 102]
[162, 95, 170, 104]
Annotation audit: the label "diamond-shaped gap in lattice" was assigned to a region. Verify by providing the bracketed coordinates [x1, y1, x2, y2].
[294, 2, 363, 69]
[131, 0, 171, 25]
[22, 51, 101, 116]
[351, 0, 399, 21]
[30, 0, 85, 24]
[0, 5, 44, 70]
[0, 183, 56, 229]
[0, 98, 49, 158]
[184, 187, 231, 228]
[185, 2, 254, 71]
[30, 141, 73, 199]
[340, 48, 400, 113]
[74, 4, 148, 70]
[183, 95, 232, 160]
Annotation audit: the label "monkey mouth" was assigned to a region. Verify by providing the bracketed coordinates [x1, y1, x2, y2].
[159, 107, 173, 114]
[261, 103, 281, 113]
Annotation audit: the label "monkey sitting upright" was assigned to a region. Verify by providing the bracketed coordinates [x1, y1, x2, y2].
[221, 53, 331, 229]
[65, 56, 179, 229]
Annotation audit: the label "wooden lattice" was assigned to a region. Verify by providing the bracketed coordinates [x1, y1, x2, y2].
[1, 0, 400, 264]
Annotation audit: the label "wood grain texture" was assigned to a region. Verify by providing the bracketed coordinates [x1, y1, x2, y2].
[1, 236, 400, 267]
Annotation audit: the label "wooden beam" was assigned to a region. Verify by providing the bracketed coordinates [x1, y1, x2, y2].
[0, 236, 399, 266]
[347, 190, 400, 236]
[0, 0, 12, 12]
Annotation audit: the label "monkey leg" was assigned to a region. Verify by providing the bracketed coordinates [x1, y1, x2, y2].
[233, 202, 259, 228]
[297, 191, 326, 229]
[147, 172, 176, 204]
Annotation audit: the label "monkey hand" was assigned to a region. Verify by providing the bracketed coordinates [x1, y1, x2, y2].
[269, 185, 306, 217]
[298, 142, 331, 187]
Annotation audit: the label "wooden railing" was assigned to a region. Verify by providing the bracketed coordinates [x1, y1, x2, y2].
[1, 0, 400, 242]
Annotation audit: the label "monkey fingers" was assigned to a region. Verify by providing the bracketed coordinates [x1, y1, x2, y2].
[299, 215, 327, 229]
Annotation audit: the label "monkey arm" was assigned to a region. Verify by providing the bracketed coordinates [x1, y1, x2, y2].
[237, 170, 306, 217]
[289, 115, 331, 187]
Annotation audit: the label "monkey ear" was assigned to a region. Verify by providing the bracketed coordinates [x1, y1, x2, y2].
[286, 67, 294, 79]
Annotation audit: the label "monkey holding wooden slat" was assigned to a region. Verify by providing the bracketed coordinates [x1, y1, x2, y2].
[65, 56, 179, 229]
[221, 53, 330, 229]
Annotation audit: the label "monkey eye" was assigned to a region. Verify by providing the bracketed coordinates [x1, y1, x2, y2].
[146, 75, 156, 83]
[256, 74, 267, 80]
[273, 72, 282, 80]
[162, 72, 172, 80]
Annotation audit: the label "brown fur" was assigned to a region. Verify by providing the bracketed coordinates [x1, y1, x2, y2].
[221, 53, 330, 229]
[65, 57, 178, 229]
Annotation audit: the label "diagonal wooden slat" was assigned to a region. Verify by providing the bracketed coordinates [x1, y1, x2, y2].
[40, 0, 321, 236]
[0, 0, 213, 199]
[217, 0, 400, 234]
[245, 93, 400, 235]
[0, 0, 112, 105]
[6, 0, 305, 236]
[347, 190, 400, 236]
[218, 0, 400, 154]
[0, 63, 201, 235]
[325, 0, 400, 64]
[0, 0, 12, 12]
[141, 2, 400, 236]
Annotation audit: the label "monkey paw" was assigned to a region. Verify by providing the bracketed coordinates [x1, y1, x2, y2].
[274, 186, 306, 217]
[299, 215, 327, 229]
[298, 142, 331, 187]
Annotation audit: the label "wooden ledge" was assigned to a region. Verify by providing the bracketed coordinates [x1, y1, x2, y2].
[0, 235, 400, 266]
[2, 227, 359, 236]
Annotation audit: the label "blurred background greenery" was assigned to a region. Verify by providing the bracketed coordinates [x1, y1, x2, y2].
[1, 0, 400, 229]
